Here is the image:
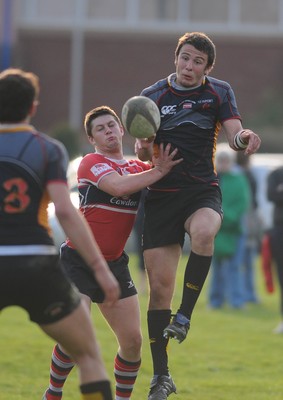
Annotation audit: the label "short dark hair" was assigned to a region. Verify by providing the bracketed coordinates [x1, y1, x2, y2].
[0, 68, 40, 123]
[84, 105, 122, 138]
[175, 32, 216, 70]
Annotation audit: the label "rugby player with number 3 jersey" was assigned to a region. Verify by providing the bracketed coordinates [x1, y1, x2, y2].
[0, 68, 120, 400]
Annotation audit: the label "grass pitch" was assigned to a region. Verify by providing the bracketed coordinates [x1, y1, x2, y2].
[1, 254, 282, 399]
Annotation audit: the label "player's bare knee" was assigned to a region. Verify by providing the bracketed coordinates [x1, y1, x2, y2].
[149, 290, 171, 309]
[128, 332, 142, 353]
[192, 227, 215, 249]
[150, 280, 169, 300]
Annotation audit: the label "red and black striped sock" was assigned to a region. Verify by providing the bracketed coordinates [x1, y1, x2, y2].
[114, 353, 141, 399]
[45, 344, 75, 399]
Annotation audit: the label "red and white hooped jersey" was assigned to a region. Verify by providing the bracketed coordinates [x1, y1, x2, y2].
[66, 153, 151, 261]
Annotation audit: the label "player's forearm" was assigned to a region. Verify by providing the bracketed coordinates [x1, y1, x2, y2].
[101, 145, 181, 197]
[103, 167, 164, 197]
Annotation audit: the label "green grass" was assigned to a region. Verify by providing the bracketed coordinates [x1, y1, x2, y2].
[1, 254, 283, 399]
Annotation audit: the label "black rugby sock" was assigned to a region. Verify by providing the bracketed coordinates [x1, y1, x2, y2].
[178, 251, 212, 319]
[147, 309, 171, 376]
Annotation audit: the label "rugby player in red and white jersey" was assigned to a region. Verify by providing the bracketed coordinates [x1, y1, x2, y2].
[43, 105, 182, 400]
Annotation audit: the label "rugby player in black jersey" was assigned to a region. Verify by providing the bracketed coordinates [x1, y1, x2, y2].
[135, 32, 261, 399]
[0, 68, 120, 400]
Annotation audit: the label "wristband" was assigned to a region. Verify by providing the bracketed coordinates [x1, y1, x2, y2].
[233, 130, 248, 150]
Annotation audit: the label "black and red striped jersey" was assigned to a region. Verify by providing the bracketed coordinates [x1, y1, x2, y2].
[66, 153, 151, 261]
[0, 124, 68, 252]
[141, 73, 241, 190]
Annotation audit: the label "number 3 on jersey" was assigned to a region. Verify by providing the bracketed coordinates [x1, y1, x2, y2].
[2, 177, 30, 213]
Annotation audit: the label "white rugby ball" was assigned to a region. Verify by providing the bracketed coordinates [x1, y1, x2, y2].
[121, 96, 161, 139]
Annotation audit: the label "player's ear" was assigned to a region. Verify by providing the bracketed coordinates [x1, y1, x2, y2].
[88, 135, 96, 145]
[204, 65, 213, 76]
[29, 100, 39, 117]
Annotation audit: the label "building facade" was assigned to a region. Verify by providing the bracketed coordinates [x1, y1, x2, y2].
[1, 0, 283, 151]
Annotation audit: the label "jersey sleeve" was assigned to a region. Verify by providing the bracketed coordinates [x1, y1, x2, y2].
[218, 83, 241, 123]
[45, 137, 69, 184]
[78, 153, 116, 187]
[134, 159, 152, 172]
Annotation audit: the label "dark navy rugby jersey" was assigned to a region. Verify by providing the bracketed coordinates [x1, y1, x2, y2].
[141, 73, 241, 190]
[0, 124, 68, 247]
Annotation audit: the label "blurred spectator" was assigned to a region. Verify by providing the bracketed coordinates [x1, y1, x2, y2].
[236, 152, 262, 304]
[208, 148, 251, 309]
[267, 166, 283, 333]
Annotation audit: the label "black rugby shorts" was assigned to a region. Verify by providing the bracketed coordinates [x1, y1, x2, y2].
[60, 244, 137, 303]
[0, 255, 81, 324]
[143, 184, 222, 249]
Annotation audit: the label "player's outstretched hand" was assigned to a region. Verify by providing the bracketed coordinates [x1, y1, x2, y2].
[241, 129, 261, 155]
[94, 265, 120, 305]
[152, 143, 183, 176]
